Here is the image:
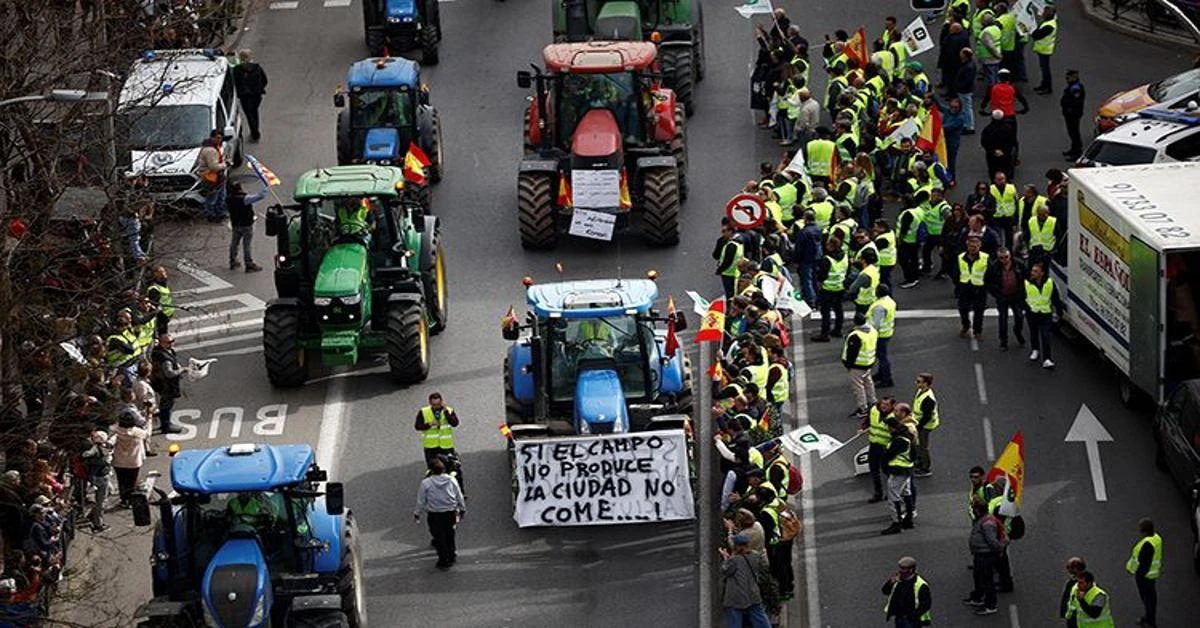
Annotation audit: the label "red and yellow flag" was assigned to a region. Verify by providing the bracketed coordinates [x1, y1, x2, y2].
[915, 105, 948, 166]
[695, 298, 726, 343]
[557, 174, 572, 207]
[845, 26, 870, 68]
[987, 431, 1025, 517]
[402, 142, 430, 186]
[665, 295, 680, 358]
[619, 170, 632, 209]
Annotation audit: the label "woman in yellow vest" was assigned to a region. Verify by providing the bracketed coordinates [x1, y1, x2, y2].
[1023, 262, 1061, 369]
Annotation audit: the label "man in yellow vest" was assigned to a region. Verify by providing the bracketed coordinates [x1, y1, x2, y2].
[861, 397, 896, 503]
[805, 127, 839, 187]
[1127, 518, 1162, 627]
[873, 219, 898, 290]
[989, 170, 1019, 248]
[1023, 262, 1062, 369]
[1026, 203, 1060, 266]
[414, 392, 460, 467]
[843, 313, 879, 418]
[880, 416, 915, 535]
[1060, 556, 1088, 627]
[105, 309, 140, 380]
[868, 284, 897, 389]
[714, 221, 745, 299]
[146, 265, 175, 335]
[849, 249, 881, 318]
[896, 191, 926, 289]
[811, 238, 848, 342]
[956, 236, 990, 340]
[1067, 571, 1113, 628]
[911, 372, 939, 478]
[1031, 6, 1058, 94]
[881, 556, 933, 626]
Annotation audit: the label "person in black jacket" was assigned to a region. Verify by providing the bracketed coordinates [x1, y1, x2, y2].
[1060, 70, 1086, 160]
[227, 182, 268, 272]
[985, 247, 1027, 350]
[233, 49, 269, 141]
[1023, 262, 1064, 369]
[882, 556, 932, 626]
[809, 238, 847, 341]
[981, 110, 1017, 180]
[149, 334, 184, 434]
[953, 48, 978, 134]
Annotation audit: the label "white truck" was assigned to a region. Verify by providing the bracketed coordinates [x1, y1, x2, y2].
[1054, 162, 1200, 405]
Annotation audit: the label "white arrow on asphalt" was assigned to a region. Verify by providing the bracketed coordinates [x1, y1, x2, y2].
[1065, 404, 1115, 502]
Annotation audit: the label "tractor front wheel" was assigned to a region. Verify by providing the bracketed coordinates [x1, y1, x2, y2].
[288, 610, 351, 628]
[338, 514, 368, 627]
[517, 171, 557, 249]
[263, 307, 309, 388]
[660, 47, 695, 117]
[427, 113, 444, 183]
[421, 21, 440, 65]
[336, 109, 352, 166]
[366, 29, 385, 57]
[387, 301, 430, 384]
[640, 168, 681, 246]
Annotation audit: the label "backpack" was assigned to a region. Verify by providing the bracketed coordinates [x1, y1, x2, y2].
[776, 503, 802, 542]
[786, 462, 803, 495]
[1007, 514, 1026, 540]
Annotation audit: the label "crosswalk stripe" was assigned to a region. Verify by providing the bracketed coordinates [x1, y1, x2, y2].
[269, 1, 299, 9]
[323, 0, 352, 6]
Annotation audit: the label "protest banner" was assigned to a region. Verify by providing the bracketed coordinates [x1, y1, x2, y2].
[902, 16, 936, 56]
[513, 430, 695, 527]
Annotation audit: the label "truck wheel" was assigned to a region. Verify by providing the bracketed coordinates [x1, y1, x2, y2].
[263, 307, 309, 388]
[517, 171, 557, 249]
[336, 109, 353, 166]
[421, 237, 448, 334]
[427, 114, 444, 183]
[338, 514, 367, 627]
[660, 47, 695, 117]
[366, 29, 385, 57]
[640, 168, 680, 246]
[387, 301, 430, 383]
[421, 24, 440, 65]
[288, 610, 350, 628]
[671, 103, 688, 201]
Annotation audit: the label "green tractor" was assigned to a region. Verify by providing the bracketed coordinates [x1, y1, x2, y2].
[262, 165, 448, 387]
[553, 0, 705, 115]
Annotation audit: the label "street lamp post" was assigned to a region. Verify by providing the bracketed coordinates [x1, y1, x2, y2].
[0, 89, 117, 184]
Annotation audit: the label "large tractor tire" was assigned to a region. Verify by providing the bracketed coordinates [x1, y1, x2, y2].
[366, 29, 385, 57]
[427, 113, 444, 183]
[288, 611, 350, 628]
[640, 168, 681, 246]
[693, 2, 706, 82]
[263, 307, 309, 388]
[517, 171, 557, 249]
[421, 3, 440, 66]
[336, 109, 353, 166]
[338, 514, 368, 627]
[386, 301, 430, 384]
[420, 235, 448, 334]
[659, 47, 695, 117]
[671, 103, 689, 202]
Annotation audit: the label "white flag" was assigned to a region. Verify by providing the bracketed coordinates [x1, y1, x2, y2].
[774, 276, 806, 315]
[686, 290, 712, 317]
[734, 0, 773, 18]
[781, 426, 841, 456]
[886, 118, 921, 143]
[901, 16, 936, 57]
[187, 357, 218, 381]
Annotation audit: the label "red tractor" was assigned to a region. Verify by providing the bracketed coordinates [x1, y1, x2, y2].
[517, 41, 688, 249]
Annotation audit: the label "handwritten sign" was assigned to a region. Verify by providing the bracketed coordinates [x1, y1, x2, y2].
[572, 169, 621, 209]
[1014, 0, 1049, 37]
[513, 430, 695, 527]
[568, 208, 616, 241]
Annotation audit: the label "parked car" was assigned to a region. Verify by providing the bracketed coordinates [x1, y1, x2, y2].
[1077, 108, 1200, 167]
[1153, 379, 1200, 574]
[1096, 67, 1200, 134]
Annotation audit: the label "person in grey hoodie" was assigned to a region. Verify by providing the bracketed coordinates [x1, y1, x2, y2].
[965, 500, 1008, 615]
[414, 458, 466, 570]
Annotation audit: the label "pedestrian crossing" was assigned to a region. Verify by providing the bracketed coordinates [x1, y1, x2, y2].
[170, 259, 265, 354]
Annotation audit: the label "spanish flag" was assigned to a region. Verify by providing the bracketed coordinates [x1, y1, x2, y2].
[695, 298, 725, 343]
[402, 142, 430, 186]
[501, 305, 519, 332]
[619, 170, 632, 209]
[986, 431, 1025, 517]
[557, 174, 572, 207]
[915, 105, 949, 166]
[845, 26, 870, 69]
[665, 295, 680, 358]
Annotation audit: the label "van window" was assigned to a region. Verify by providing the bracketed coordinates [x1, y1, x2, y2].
[1165, 133, 1200, 161]
[215, 99, 227, 135]
[1083, 140, 1158, 166]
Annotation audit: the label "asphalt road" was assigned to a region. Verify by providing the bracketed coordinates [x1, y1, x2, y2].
[118, 0, 1200, 625]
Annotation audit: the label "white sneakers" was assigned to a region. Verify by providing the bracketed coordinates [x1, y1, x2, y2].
[1028, 350, 1039, 361]
[1043, 359, 1055, 369]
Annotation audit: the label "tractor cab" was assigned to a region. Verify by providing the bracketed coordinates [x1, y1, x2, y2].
[132, 444, 366, 628]
[502, 275, 691, 435]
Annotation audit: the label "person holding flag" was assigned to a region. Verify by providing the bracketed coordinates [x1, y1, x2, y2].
[227, 181, 269, 272]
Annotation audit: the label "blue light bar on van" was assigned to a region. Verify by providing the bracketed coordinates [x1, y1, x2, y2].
[142, 50, 157, 62]
[1138, 107, 1200, 125]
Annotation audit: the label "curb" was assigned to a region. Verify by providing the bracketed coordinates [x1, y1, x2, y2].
[1078, 0, 1200, 50]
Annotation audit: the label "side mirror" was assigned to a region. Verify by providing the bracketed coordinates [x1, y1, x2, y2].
[673, 311, 688, 331]
[391, 241, 407, 257]
[265, 205, 286, 237]
[333, 92, 346, 108]
[223, 125, 236, 141]
[325, 482, 345, 516]
[517, 71, 533, 89]
[502, 321, 521, 341]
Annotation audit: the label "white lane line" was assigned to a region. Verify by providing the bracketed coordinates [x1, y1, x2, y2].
[791, 316, 822, 628]
[323, 0, 351, 6]
[982, 416, 996, 460]
[173, 293, 266, 325]
[316, 371, 348, 477]
[974, 363, 988, 405]
[270, 1, 299, 8]
[1009, 603, 1020, 627]
[172, 317, 261, 343]
[812, 308, 1001, 320]
[970, 336, 980, 352]
[209, 345, 264, 358]
[186, 331, 261, 351]
[174, 259, 233, 296]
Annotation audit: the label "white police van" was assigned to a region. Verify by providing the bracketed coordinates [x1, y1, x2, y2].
[1078, 107, 1200, 168]
[118, 49, 245, 206]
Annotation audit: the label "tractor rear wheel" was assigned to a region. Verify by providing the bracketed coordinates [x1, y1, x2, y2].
[338, 514, 367, 627]
[336, 109, 352, 166]
[421, 20, 440, 65]
[366, 29, 385, 57]
[660, 47, 695, 117]
[288, 610, 350, 628]
[421, 237, 448, 334]
[427, 113, 444, 183]
[671, 103, 689, 201]
[386, 301, 430, 384]
[517, 171, 557, 249]
[640, 168, 681, 246]
[263, 307, 309, 388]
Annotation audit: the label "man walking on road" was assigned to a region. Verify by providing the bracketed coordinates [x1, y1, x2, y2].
[149, 334, 184, 435]
[228, 181, 267, 272]
[415, 392, 460, 465]
[1024, 262, 1062, 369]
[842, 313, 878, 418]
[868, 284, 897, 389]
[985, 247, 1026, 351]
[1127, 518, 1162, 628]
[880, 417, 915, 535]
[965, 500, 1007, 615]
[233, 49, 268, 142]
[911, 373, 939, 477]
[1060, 556, 1088, 627]
[881, 556, 932, 627]
[414, 458, 466, 570]
[1061, 70, 1086, 161]
[1031, 7, 1059, 94]
[955, 237, 990, 340]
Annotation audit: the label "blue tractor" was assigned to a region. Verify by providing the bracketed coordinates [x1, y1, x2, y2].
[335, 57, 443, 210]
[361, 0, 441, 64]
[131, 444, 366, 628]
[501, 274, 693, 437]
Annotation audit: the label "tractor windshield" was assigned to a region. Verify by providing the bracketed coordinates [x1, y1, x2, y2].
[558, 72, 642, 141]
[184, 490, 316, 572]
[548, 316, 650, 402]
[350, 88, 414, 129]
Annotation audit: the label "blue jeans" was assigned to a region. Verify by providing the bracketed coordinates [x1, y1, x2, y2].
[778, 113, 794, 142]
[1036, 53, 1052, 91]
[798, 263, 817, 306]
[958, 92, 975, 131]
[203, 184, 227, 219]
[119, 215, 147, 259]
[723, 603, 771, 628]
[876, 336, 892, 381]
[982, 63, 1001, 97]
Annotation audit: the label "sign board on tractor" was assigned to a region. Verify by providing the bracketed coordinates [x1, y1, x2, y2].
[725, 193, 767, 230]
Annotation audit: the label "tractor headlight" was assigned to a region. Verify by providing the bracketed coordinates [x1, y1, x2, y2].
[387, 15, 401, 23]
[340, 294, 362, 306]
[249, 594, 268, 625]
[314, 297, 332, 306]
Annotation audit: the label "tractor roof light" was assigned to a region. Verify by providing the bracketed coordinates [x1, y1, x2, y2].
[650, 31, 663, 43]
[168, 443, 181, 457]
[522, 276, 534, 287]
[376, 59, 387, 69]
[646, 270, 659, 281]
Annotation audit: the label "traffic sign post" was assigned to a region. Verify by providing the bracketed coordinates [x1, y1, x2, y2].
[725, 193, 767, 230]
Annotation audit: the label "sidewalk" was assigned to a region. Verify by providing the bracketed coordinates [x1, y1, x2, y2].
[1080, 0, 1200, 49]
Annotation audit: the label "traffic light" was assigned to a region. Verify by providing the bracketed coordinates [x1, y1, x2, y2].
[910, 0, 948, 10]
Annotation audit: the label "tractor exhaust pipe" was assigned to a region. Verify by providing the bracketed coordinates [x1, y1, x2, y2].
[565, 0, 589, 42]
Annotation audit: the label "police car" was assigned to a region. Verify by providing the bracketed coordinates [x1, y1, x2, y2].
[118, 49, 246, 206]
[1077, 106, 1200, 168]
